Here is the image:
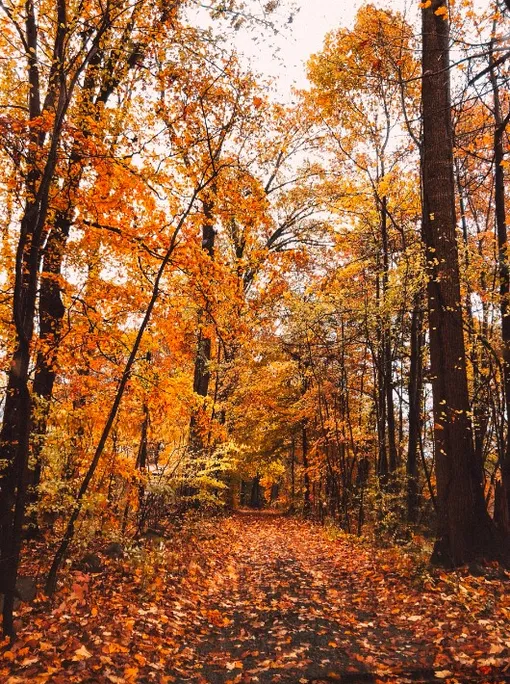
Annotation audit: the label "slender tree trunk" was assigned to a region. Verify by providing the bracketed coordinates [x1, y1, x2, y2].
[407, 297, 423, 523]
[302, 422, 311, 516]
[189, 199, 216, 453]
[356, 457, 369, 535]
[381, 195, 398, 474]
[421, 0, 499, 565]
[290, 437, 296, 507]
[136, 402, 149, 513]
[489, 37, 510, 535]
[455, 159, 490, 479]
[375, 276, 388, 480]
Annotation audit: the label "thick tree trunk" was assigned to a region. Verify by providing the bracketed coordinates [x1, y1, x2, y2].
[0, 148, 57, 635]
[0, 0, 47, 630]
[421, 0, 499, 565]
[27, 212, 71, 523]
[0, 345, 33, 636]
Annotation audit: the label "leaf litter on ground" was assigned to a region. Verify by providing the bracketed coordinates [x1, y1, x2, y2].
[1, 511, 510, 683]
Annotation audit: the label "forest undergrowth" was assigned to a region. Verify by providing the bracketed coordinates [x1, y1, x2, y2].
[1, 511, 509, 684]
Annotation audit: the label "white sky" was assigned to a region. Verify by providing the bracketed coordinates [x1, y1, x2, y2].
[234, 0, 364, 98]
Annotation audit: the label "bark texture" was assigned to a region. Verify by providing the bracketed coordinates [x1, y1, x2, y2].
[421, 0, 498, 565]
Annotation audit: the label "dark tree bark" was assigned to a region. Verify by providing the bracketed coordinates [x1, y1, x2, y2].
[249, 475, 263, 509]
[406, 297, 423, 523]
[421, 0, 499, 565]
[302, 422, 311, 516]
[380, 195, 399, 475]
[290, 436, 296, 507]
[0, 0, 112, 633]
[489, 35, 510, 535]
[136, 401, 149, 512]
[374, 279, 388, 481]
[356, 456, 370, 535]
[189, 198, 216, 454]
[27, 209, 72, 528]
[0, 1, 49, 631]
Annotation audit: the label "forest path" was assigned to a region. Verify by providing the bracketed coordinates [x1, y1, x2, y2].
[163, 512, 509, 683]
[4, 512, 510, 683]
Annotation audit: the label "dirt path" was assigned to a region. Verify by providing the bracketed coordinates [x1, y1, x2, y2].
[163, 513, 510, 683]
[3, 512, 510, 683]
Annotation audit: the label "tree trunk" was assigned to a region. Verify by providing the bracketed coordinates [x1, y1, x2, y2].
[381, 195, 398, 474]
[0, 140, 59, 636]
[136, 402, 149, 513]
[0, 1, 49, 630]
[290, 436, 296, 508]
[302, 422, 311, 516]
[489, 37, 510, 535]
[407, 297, 423, 523]
[27, 211, 71, 529]
[421, 0, 499, 565]
[189, 199, 216, 454]
[249, 475, 263, 509]
[374, 275, 389, 481]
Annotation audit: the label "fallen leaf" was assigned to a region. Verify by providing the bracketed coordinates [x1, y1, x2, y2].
[73, 645, 93, 660]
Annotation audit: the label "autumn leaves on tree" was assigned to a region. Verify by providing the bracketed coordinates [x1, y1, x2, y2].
[0, 0, 509, 641]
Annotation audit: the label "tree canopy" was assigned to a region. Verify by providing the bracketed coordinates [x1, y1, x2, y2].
[0, 3, 510, 677]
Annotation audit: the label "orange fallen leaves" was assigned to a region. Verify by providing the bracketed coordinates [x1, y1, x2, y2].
[225, 660, 243, 670]
[205, 608, 233, 627]
[103, 642, 130, 655]
[2, 514, 509, 683]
